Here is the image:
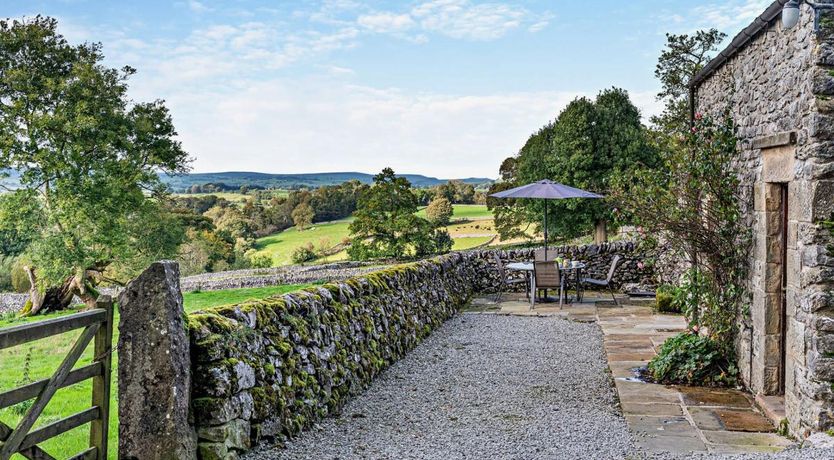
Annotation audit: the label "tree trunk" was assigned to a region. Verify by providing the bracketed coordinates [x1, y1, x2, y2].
[21, 268, 98, 316]
[594, 220, 608, 244]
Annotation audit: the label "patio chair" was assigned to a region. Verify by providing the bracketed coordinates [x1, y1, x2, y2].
[493, 254, 528, 302]
[534, 248, 556, 261]
[582, 255, 621, 306]
[534, 260, 563, 308]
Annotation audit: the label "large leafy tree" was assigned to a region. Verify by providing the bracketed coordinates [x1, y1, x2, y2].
[348, 168, 451, 260]
[652, 29, 725, 135]
[498, 88, 658, 243]
[0, 17, 190, 314]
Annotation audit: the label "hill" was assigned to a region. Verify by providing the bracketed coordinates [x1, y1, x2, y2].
[159, 171, 493, 192]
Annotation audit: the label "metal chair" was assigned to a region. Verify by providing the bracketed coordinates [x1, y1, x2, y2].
[582, 255, 621, 306]
[493, 254, 528, 302]
[534, 260, 563, 308]
[534, 248, 557, 262]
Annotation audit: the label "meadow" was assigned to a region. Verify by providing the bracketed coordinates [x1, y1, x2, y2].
[173, 189, 290, 202]
[254, 205, 498, 266]
[0, 284, 313, 459]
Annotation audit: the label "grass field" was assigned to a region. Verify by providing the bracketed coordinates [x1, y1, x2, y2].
[173, 189, 290, 202]
[253, 219, 353, 266]
[255, 205, 497, 266]
[415, 204, 492, 221]
[0, 284, 312, 459]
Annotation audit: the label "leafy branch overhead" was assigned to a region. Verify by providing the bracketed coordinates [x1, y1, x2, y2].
[0, 16, 191, 314]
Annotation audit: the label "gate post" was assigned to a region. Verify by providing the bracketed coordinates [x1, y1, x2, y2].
[118, 261, 197, 459]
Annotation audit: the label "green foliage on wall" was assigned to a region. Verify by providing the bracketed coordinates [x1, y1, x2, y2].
[612, 114, 749, 345]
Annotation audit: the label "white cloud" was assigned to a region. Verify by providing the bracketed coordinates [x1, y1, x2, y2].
[689, 0, 772, 30]
[161, 79, 581, 178]
[528, 12, 553, 33]
[357, 12, 415, 34]
[187, 0, 211, 14]
[412, 0, 528, 41]
[326, 65, 355, 76]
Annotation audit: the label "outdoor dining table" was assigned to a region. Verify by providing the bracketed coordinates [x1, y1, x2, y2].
[506, 261, 587, 307]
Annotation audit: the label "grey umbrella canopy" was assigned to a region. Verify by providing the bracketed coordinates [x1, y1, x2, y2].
[490, 180, 603, 258]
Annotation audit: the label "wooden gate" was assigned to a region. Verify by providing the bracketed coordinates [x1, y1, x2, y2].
[0, 295, 114, 460]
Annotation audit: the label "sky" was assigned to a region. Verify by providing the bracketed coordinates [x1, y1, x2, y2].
[4, 0, 774, 178]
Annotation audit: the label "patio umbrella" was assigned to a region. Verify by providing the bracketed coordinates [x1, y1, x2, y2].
[490, 180, 603, 259]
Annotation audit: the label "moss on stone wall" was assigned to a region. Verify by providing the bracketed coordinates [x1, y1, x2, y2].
[188, 252, 483, 458]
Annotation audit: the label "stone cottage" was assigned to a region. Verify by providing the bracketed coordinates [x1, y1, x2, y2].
[691, 0, 834, 437]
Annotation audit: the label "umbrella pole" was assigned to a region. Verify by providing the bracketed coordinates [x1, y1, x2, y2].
[544, 200, 547, 260]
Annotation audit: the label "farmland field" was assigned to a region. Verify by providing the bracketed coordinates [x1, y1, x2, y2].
[0, 283, 312, 459]
[415, 204, 492, 221]
[255, 205, 498, 266]
[173, 190, 290, 202]
[253, 219, 353, 266]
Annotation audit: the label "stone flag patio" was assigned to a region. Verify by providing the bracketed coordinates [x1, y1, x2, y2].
[468, 293, 794, 455]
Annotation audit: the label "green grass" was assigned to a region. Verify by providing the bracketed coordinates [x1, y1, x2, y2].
[415, 204, 492, 221]
[174, 191, 252, 202]
[452, 236, 494, 250]
[0, 283, 311, 459]
[253, 219, 353, 266]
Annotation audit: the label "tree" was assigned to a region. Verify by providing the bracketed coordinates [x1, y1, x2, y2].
[291, 202, 315, 230]
[611, 113, 749, 343]
[0, 17, 190, 314]
[0, 190, 41, 256]
[348, 168, 451, 259]
[505, 88, 659, 243]
[652, 29, 725, 135]
[425, 197, 453, 226]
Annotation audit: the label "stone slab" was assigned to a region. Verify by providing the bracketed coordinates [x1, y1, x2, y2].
[634, 435, 708, 453]
[701, 430, 793, 448]
[625, 415, 701, 437]
[689, 407, 774, 433]
[677, 386, 753, 408]
[622, 402, 683, 417]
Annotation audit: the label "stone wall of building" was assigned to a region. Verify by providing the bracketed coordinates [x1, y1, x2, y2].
[695, 3, 834, 436]
[186, 244, 650, 458]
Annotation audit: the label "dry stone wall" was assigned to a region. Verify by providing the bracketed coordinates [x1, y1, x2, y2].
[187, 253, 488, 459]
[469, 241, 652, 291]
[186, 243, 649, 458]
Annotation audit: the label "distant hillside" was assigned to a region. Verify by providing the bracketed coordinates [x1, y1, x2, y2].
[1, 170, 494, 192]
[160, 171, 494, 192]
[0, 169, 20, 189]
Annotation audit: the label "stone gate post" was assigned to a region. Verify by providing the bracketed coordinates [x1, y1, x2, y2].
[118, 261, 197, 459]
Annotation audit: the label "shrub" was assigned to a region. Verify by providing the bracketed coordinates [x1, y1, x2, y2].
[648, 332, 738, 387]
[655, 285, 682, 313]
[291, 243, 317, 264]
[0, 256, 13, 291]
[655, 291, 676, 313]
[247, 253, 273, 269]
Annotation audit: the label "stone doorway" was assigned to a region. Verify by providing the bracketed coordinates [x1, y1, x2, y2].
[761, 182, 788, 396]
[753, 137, 796, 399]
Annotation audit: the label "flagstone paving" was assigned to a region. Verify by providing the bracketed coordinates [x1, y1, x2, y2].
[471, 293, 794, 455]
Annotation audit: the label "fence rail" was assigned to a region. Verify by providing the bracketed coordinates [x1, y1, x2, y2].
[0, 296, 114, 460]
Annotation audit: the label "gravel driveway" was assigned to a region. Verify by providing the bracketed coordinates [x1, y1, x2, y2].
[245, 313, 834, 460]
[246, 314, 634, 460]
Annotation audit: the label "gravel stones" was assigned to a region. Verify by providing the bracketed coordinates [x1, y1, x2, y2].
[245, 314, 634, 460]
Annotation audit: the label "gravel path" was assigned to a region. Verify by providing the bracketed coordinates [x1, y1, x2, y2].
[246, 314, 634, 459]
[246, 314, 834, 460]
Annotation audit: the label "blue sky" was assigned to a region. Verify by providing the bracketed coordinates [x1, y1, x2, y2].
[4, 0, 773, 178]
